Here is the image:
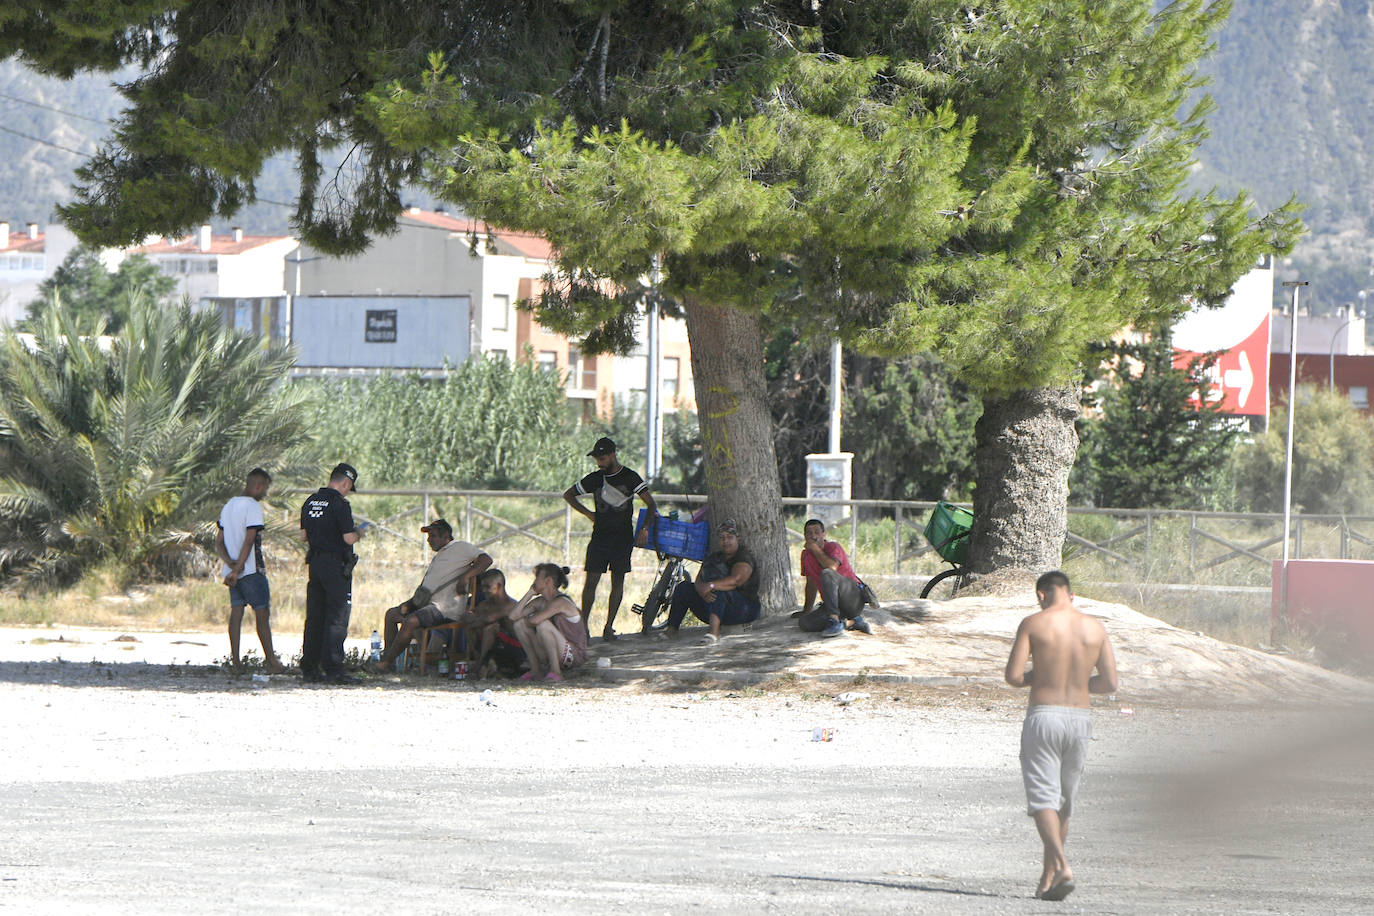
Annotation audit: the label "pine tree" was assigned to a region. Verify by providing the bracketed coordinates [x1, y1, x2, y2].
[2, 1, 1301, 600]
[1077, 332, 1240, 509]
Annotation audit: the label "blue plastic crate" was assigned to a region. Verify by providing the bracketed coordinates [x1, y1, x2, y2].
[634, 509, 710, 561]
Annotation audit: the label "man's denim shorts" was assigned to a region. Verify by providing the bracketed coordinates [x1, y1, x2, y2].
[228, 572, 271, 610]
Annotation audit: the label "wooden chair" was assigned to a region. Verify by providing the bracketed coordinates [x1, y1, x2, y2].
[413, 580, 479, 675]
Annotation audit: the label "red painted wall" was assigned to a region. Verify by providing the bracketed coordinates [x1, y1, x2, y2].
[1270, 353, 1374, 412]
[1272, 559, 1374, 656]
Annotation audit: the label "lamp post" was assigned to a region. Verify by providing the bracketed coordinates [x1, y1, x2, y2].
[1279, 280, 1309, 626]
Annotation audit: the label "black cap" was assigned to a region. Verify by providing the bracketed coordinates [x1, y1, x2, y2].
[420, 519, 453, 537]
[331, 462, 359, 491]
[587, 436, 616, 457]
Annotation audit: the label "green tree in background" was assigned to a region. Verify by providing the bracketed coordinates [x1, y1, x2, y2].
[763, 327, 977, 502]
[298, 355, 585, 491]
[1232, 386, 1374, 515]
[847, 353, 978, 503]
[24, 246, 177, 333]
[1074, 332, 1241, 509]
[0, 298, 313, 591]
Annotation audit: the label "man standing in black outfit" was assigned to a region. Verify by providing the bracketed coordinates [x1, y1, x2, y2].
[563, 437, 657, 641]
[299, 463, 365, 684]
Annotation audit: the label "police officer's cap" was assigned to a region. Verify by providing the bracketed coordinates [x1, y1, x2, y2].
[331, 462, 360, 491]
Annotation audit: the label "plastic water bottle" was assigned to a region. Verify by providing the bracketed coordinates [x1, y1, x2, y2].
[369, 630, 381, 661]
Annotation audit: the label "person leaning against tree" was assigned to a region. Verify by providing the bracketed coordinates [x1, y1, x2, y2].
[298, 463, 365, 686]
[661, 519, 761, 644]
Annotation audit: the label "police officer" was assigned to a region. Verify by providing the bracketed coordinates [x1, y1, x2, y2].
[299, 462, 364, 684]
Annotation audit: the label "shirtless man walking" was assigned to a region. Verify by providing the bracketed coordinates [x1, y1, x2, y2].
[1004, 570, 1118, 902]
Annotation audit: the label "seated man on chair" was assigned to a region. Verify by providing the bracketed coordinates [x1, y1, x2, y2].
[370, 519, 491, 672]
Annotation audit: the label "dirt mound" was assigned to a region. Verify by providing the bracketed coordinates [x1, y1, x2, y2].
[596, 594, 1372, 705]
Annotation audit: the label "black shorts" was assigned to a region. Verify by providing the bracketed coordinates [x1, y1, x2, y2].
[585, 540, 633, 575]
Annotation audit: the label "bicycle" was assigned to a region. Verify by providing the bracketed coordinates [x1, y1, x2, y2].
[629, 509, 709, 633]
[920, 501, 973, 599]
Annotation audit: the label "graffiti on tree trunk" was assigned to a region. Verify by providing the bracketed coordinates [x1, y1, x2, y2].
[702, 385, 740, 490]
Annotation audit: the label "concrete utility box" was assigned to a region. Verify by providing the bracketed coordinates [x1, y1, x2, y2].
[805, 452, 853, 527]
[291, 295, 470, 370]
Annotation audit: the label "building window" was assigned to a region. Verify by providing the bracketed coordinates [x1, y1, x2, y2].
[1350, 386, 1369, 409]
[568, 347, 596, 390]
[492, 293, 510, 331]
[536, 350, 558, 374]
[487, 348, 508, 362]
[662, 356, 680, 398]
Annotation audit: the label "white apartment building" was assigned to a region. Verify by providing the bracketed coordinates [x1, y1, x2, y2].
[126, 225, 299, 303]
[0, 220, 80, 326]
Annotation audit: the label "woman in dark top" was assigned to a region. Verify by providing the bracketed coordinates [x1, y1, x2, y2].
[662, 519, 760, 644]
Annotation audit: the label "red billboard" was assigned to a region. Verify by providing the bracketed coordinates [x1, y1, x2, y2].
[1171, 262, 1273, 417]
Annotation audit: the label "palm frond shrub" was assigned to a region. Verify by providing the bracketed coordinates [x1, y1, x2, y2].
[0, 297, 315, 591]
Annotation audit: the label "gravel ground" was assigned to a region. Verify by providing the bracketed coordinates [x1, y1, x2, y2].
[3, 633, 1373, 915]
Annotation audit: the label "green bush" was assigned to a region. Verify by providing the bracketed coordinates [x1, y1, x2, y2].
[1232, 386, 1374, 515]
[296, 356, 588, 491]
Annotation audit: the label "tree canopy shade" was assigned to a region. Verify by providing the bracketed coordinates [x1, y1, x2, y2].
[3, 0, 1303, 593]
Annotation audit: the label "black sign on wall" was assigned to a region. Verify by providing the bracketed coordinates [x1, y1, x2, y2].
[365, 309, 397, 343]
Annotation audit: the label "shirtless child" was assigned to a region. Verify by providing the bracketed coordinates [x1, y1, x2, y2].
[1004, 571, 1119, 902]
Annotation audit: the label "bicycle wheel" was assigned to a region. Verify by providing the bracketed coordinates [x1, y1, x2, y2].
[639, 558, 683, 631]
[919, 566, 963, 600]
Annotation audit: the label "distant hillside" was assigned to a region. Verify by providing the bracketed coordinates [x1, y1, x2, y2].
[1194, 0, 1374, 312]
[3, 3, 1373, 311]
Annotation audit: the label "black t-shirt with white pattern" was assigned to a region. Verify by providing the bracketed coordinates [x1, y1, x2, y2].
[575, 465, 646, 547]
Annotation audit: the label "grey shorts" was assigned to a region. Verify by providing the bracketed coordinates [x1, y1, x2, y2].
[1019, 705, 1092, 818]
[411, 604, 453, 628]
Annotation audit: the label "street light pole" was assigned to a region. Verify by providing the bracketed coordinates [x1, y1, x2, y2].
[1280, 280, 1309, 627]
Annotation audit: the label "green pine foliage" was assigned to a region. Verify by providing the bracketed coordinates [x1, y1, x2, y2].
[1232, 386, 1374, 515]
[1073, 333, 1241, 509]
[847, 353, 979, 502]
[0, 297, 314, 591]
[296, 355, 587, 491]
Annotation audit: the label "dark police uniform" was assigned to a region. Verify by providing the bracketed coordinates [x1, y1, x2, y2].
[299, 479, 358, 682]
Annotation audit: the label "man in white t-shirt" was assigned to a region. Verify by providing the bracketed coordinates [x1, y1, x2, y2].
[216, 468, 284, 672]
[370, 519, 492, 671]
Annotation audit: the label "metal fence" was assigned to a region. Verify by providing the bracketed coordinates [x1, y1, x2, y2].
[280, 488, 1374, 584]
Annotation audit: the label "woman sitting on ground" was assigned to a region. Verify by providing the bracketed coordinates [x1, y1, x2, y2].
[508, 563, 587, 682]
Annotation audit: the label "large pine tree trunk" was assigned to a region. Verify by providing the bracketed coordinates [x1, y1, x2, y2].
[683, 299, 795, 615]
[969, 384, 1079, 574]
